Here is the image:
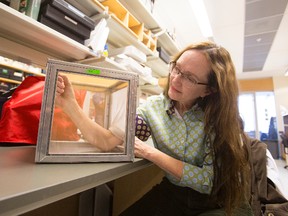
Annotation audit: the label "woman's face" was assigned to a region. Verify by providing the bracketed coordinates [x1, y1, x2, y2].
[168, 50, 212, 107]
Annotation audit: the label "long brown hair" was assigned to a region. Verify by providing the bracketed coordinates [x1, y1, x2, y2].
[164, 41, 250, 214]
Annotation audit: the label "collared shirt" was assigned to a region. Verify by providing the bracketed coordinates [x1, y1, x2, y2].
[136, 94, 214, 194]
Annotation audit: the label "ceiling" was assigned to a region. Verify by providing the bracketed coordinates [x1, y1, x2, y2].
[152, 0, 288, 79]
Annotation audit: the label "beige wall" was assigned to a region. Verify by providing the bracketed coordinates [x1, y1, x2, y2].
[273, 76, 288, 133]
[238, 77, 274, 91]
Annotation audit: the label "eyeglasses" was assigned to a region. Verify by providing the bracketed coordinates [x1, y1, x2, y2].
[169, 62, 209, 87]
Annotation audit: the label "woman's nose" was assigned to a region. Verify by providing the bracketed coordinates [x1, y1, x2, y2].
[171, 74, 182, 86]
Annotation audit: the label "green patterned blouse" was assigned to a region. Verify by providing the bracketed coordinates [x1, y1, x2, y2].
[136, 94, 214, 194]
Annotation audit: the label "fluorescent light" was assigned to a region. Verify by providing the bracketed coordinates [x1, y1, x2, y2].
[189, 0, 213, 38]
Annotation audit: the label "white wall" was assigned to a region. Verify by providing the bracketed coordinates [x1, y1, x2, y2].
[273, 76, 288, 133]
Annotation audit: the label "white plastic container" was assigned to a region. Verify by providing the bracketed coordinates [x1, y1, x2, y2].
[26, 0, 41, 20]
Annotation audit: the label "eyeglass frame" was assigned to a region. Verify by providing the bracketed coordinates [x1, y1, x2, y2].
[169, 61, 209, 87]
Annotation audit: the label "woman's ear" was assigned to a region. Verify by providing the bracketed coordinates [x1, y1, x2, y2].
[201, 87, 214, 98]
[201, 86, 218, 98]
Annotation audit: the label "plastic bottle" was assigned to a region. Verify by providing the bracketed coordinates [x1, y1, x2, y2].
[26, 0, 41, 20]
[103, 44, 108, 57]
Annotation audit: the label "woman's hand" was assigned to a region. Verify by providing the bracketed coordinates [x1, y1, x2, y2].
[134, 137, 156, 158]
[55, 75, 77, 113]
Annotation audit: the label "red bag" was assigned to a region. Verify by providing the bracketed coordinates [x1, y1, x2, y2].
[0, 76, 87, 145]
[0, 76, 45, 145]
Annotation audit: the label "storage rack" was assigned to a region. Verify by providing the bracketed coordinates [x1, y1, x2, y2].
[0, 0, 180, 94]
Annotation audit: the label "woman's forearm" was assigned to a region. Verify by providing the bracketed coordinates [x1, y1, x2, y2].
[65, 100, 123, 151]
[134, 139, 183, 180]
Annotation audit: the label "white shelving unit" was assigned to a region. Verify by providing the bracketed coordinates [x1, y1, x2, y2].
[0, 62, 44, 85]
[119, 0, 180, 55]
[66, 0, 157, 56]
[0, 1, 165, 95]
[0, 77, 21, 85]
[65, 1, 179, 67]
[146, 54, 169, 77]
[119, 0, 160, 31]
[157, 32, 180, 55]
[140, 84, 163, 96]
[104, 15, 157, 56]
[118, 0, 180, 78]
[77, 56, 127, 71]
[0, 62, 43, 76]
[0, 3, 98, 69]
[65, 0, 166, 94]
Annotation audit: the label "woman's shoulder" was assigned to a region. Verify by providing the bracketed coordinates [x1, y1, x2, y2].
[146, 94, 166, 102]
[138, 94, 168, 109]
[138, 94, 169, 116]
[145, 94, 169, 107]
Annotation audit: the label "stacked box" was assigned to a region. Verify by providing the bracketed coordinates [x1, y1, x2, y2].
[39, 0, 96, 44]
[157, 47, 170, 64]
[0, 68, 10, 78]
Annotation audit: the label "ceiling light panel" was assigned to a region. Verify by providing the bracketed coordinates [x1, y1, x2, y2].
[243, 0, 288, 72]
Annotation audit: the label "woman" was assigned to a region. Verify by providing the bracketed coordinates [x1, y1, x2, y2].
[122, 41, 252, 215]
[56, 41, 252, 215]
